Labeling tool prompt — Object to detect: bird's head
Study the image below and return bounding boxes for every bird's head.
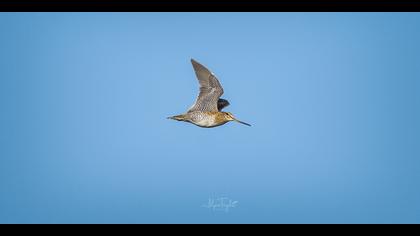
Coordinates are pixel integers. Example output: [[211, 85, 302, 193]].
[[223, 112, 251, 126]]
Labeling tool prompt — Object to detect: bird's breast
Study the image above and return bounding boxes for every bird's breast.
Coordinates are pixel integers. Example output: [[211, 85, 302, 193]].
[[193, 116, 216, 127]]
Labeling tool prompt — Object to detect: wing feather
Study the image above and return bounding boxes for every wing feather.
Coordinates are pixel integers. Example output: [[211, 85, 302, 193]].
[[188, 59, 224, 112]]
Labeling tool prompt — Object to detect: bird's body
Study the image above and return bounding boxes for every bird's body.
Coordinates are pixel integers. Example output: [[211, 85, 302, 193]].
[[168, 59, 250, 128], [169, 111, 231, 128]]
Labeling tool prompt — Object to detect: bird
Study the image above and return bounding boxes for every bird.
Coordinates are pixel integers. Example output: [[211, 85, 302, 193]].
[[168, 59, 251, 128]]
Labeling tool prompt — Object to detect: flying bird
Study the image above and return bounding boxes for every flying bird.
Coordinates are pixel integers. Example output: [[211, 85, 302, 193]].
[[168, 59, 251, 128]]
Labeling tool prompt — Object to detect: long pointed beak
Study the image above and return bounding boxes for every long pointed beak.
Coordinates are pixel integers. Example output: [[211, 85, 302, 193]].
[[233, 118, 251, 126]]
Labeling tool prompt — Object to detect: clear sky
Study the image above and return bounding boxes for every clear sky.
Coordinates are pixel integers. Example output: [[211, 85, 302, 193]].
[[0, 13, 419, 223]]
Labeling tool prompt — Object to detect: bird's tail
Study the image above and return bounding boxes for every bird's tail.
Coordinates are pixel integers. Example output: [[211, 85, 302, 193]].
[[167, 114, 187, 121]]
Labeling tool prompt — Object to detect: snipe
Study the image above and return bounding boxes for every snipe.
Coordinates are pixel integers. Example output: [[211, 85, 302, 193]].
[[168, 59, 251, 128]]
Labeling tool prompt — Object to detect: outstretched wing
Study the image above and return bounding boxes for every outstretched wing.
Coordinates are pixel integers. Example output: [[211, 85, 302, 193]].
[[187, 59, 224, 113], [217, 98, 230, 111]]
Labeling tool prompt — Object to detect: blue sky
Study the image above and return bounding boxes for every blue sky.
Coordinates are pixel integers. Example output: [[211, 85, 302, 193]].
[[0, 13, 419, 223]]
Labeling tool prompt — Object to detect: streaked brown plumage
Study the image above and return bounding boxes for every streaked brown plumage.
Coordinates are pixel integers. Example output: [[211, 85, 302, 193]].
[[168, 59, 251, 128]]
